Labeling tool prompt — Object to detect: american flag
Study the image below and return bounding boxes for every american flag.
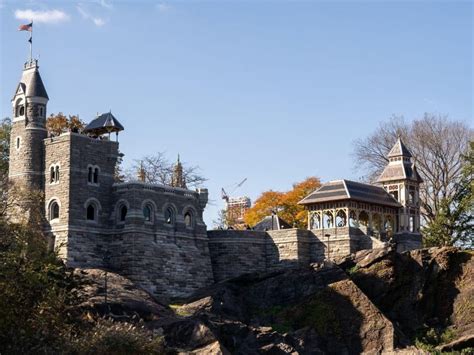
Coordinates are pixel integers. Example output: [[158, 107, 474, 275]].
[[18, 23, 33, 31]]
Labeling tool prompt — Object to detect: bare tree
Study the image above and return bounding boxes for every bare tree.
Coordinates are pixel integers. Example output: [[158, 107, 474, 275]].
[[354, 113, 472, 223], [126, 153, 207, 189]]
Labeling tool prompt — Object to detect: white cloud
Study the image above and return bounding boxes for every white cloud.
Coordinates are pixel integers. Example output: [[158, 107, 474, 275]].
[[98, 0, 113, 10], [156, 3, 171, 12], [77, 5, 106, 27], [15, 9, 70, 24], [93, 17, 105, 26]]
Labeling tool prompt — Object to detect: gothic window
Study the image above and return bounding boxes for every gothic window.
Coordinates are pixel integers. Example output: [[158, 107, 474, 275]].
[[184, 211, 193, 228], [349, 210, 358, 227], [359, 211, 369, 227], [49, 201, 60, 221], [143, 205, 152, 222], [323, 211, 333, 229], [50, 166, 55, 183], [120, 205, 128, 222], [310, 213, 321, 229], [336, 210, 347, 227], [164, 206, 175, 225], [93, 168, 99, 184], [87, 204, 96, 221], [88, 167, 93, 183], [50, 165, 60, 183], [372, 214, 382, 235]]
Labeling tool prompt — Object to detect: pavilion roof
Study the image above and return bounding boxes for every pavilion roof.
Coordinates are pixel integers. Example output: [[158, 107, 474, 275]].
[[84, 112, 124, 136], [299, 179, 401, 208]]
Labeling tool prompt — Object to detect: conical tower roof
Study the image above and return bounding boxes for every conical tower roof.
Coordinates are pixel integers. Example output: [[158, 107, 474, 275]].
[[12, 60, 48, 100]]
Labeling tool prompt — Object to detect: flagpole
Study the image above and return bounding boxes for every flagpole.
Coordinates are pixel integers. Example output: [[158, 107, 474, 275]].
[[29, 19, 33, 62]]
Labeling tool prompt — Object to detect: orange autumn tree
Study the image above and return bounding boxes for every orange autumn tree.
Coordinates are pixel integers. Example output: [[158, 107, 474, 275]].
[[244, 177, 321, 229], [46, 113, 85, 136]]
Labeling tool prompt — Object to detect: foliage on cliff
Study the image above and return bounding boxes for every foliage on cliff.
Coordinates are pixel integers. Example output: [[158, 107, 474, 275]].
[[0, 215, 164, 354], [244, 177, 321, 228]]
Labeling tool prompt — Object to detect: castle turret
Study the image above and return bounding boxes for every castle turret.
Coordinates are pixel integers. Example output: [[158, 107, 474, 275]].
[[377, 138, 423, 234], [9, 59, 49, 190], [171, 154, 186, 188]]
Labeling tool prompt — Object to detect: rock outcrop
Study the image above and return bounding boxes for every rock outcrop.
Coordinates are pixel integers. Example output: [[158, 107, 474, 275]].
[[74, 247, 473, 353]]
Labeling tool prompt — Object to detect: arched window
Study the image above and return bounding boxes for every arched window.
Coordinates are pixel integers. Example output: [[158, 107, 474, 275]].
[[372, 213, 382, 234], [349, 210, 358, 227], [16, 137, 21, 150], [310, 213, 321, 229], [49, 201, 60, 220], [120, 205, 128, 222], [50, 166, 55, 183], [323, 211, 333, 229], [18, 105, 25, 117], [55, 166, 60, 182], [164, 206, 175, 225], [359, 211, 369, 227], [88, 167, 93, 183], [336, 210, 347, 227], [143, 205, 152, 222], [184, 211, 193, 228], [39, 106, 44, 117], [93, 168, 99, 184], [87, 204, 96, 221]]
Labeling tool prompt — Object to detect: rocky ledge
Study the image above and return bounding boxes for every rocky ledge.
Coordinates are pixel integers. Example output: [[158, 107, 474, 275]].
[[76, 247, 473, 354]]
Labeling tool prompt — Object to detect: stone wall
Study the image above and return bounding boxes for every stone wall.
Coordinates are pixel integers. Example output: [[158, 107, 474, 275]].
[[207, 227, 384, 282], [207, 230, 268, 282]]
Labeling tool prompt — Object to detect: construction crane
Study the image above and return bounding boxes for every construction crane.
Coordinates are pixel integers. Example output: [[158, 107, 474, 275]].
[[221, 178, 247, 203]]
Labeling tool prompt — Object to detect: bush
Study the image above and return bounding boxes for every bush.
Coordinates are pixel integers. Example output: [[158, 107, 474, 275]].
[[67, 318, 164, 354]]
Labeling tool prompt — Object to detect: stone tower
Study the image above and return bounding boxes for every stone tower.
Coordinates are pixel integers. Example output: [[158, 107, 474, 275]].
[[377, 138, 423, 234], [9, 59, 49, 190]]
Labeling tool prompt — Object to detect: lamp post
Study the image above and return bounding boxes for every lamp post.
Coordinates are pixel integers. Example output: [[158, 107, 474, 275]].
[[103, 250, 112, 315], [324, 233, 331, 260]]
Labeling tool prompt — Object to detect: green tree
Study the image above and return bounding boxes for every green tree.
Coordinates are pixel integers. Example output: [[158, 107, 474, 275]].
[[423, 141, 474, 247]]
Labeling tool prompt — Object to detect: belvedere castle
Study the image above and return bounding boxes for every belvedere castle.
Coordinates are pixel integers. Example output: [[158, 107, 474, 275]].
[[8, 59, 422, 299]]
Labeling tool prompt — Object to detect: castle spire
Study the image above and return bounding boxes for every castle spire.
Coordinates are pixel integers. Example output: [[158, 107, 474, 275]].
[[170, 154, 186, 188]]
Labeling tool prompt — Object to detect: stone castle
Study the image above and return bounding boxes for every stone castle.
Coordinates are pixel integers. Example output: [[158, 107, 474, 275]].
[[8, 59, 422, 299]]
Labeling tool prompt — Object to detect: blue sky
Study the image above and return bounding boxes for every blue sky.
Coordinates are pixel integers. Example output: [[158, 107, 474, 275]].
[[1, 0, 472, 225]]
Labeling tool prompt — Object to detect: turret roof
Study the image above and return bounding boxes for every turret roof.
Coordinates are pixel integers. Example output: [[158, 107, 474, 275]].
[[13, 60, 48, 100], [84, 112, 124, 135], [387, 138, 413, 158]]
